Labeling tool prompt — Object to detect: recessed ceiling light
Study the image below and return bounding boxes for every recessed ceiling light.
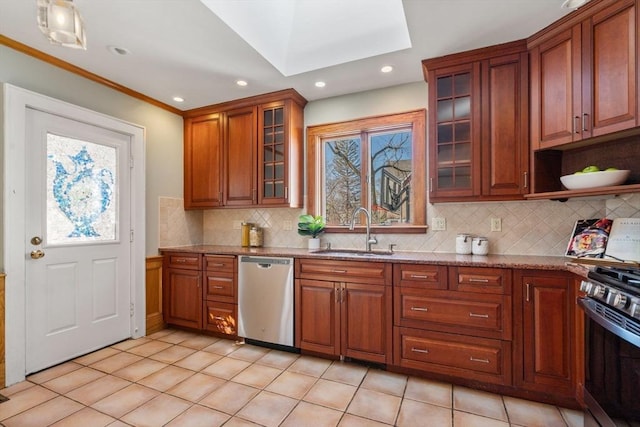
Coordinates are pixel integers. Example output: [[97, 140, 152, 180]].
[[315, 81, 326, 88], [236, 80, 248, 86], [107, 45, 131, 56], [561, 0, 590, 8], [173, 96, 184, 103], [381, 65, 393, 73]]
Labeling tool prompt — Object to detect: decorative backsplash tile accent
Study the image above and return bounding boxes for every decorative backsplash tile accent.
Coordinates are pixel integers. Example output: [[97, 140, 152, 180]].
[[159, 193, 640, 257]]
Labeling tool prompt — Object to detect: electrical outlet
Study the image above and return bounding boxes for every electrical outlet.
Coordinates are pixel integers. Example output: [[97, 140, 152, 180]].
[[283, 220, 292, 231], [432, 217, 446, 231], [491, 217, 502, 232], [233, 220, 242, 230]]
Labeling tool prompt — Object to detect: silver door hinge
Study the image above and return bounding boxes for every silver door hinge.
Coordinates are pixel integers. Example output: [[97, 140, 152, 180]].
[[130, 230, 134, 242], [130, 303, 134, 317]]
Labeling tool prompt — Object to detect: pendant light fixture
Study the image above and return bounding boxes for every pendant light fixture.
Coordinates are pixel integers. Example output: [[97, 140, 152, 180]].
[[37, 0, 87, 49]]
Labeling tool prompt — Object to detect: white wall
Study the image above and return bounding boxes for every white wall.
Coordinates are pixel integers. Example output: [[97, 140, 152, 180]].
[[0, 45, 184, 259]]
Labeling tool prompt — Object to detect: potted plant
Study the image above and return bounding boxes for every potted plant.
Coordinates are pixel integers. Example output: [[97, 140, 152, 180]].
[[297, 214, 325, 250]]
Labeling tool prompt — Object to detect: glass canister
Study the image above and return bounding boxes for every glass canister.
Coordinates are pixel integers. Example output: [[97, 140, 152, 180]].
[[249, 226, 263, 247], [456, 234, 472, 254], [472, 236, 489, 255], [241, 222, 252, 247]]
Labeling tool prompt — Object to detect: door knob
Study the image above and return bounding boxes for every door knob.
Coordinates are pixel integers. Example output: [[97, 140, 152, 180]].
[[30, 250, 45, 259], [31, 236, 42, 245]]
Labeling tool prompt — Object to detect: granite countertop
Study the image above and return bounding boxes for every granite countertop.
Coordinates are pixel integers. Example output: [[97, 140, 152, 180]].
[[158, 245, 585, 272]]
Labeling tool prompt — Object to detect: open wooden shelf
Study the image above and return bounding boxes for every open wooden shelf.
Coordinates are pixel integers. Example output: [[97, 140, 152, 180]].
[[524, 183, 640, 201]]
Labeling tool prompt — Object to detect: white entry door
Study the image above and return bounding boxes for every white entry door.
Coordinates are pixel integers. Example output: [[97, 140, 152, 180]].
[[25, 108, 132, 374]]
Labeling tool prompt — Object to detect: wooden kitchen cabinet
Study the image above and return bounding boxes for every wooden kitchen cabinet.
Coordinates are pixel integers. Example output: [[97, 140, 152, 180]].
[[183, 89, 307, 209], [513, 270, 577, 400], [529, 0, 637, 150], [295, 259, 392, 364], [163, 252, 203, 329], [202, 255, 237, 337], [422, 40, 529, 202]]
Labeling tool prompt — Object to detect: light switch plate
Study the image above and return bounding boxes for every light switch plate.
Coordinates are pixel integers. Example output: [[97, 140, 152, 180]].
[[491, 218, 502, 232], [432, 217, 446, 231]]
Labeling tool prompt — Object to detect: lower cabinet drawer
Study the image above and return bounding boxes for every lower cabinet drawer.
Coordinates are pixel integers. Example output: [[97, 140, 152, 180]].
[[203, 301, 237, 337], [394, 327, 512, 385]]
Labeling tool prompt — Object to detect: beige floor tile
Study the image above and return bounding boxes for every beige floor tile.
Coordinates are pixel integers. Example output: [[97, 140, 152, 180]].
[[360, 369, 407, 397], [49, 406, 115, 427], [148, 344, 197, 363], [42, 367, 106, 394], [174, 350, 222, 371], [111, 358, 168, 382], [560, 406, 584, 427], [256, 349, 300, 370], [322, 361, 368, 386], [26, 361, 82, 384], [202, 356, 251, 380], [199, 381, 260, 415], [73, 347, 121, 366], [155, 330, 200, 344], [346, 388, 402, 425], [503, 396, 567, 427], [90, 383, 159, 419], [223, 417, 264, 427], [2, 395, 83, 427], [338, 413, 393, 426], [266, 371, 318, 399], [120, 393, 191, 427], [0, 385, 58, 421], [203, 339, 242, 356], [145, 329, 175, 340], [453, 386, 508, 422], [65, 375, 130, 406], [228, 344, 271, 362], [178, 334, 220, 350], [167, 372, 226, 402], [236, 390, 297, 427], [454, 410, 509, 427], [232, 363, 282, 389], [287, 355, 332, 377], [89, 352, 144, 374], [397, 399, 452, 427], [164, 404, 230, 427], [303, 378, 358, 411], [137, 365, 194, 392], [125, 340, 173, 357], [0, 380, 35, 397], [110, 337, 151, 351], [281, 401, 343, 427], [404, 377, 452, 408], [106, 421, 132, 427]]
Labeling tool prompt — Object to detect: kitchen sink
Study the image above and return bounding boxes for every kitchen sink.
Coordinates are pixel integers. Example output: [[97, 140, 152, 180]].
[[313, 248, 394, 257]]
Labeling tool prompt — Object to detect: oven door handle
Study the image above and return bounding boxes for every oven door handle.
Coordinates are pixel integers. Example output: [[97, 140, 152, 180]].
[[578, 297, 640, 348]]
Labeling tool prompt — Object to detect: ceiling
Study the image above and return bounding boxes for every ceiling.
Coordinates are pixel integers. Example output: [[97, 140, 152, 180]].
[[0, 0, 574, 111]]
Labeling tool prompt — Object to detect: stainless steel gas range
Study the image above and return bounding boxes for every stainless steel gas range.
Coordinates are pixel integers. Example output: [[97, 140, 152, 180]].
[[578, 265, 640, 426]]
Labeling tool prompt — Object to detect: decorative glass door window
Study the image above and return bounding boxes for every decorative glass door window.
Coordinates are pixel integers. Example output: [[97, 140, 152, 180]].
[[46, 133, 118, 244], [262, 107, 285, 198]]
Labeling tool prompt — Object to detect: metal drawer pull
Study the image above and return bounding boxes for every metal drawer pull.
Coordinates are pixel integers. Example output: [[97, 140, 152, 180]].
[[468, 278, 489, 283], [410, 307, 429, 312], [469, 312, 489, 318], [175, 258, 186, 263], [470, 357, 490, 363], [212, 285, 224, 289], [333, 270, 347, 273], [410, 274, 428, 279], [411, 347, 429, 354], [209, 263, 224, 267]]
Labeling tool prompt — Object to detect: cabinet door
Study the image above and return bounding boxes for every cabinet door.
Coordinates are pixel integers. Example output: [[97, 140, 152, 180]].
[[184, 114, 223, 208], [514, 271, 575, 396], [224, 106, 257, 206], [164, 268, 202, 329], [482, 52, 529, 197], [583, 0, 637, 138], [258, 101, 287, 206], [428, 62, 481, 199], [530, 27, 582, 149], [203, 301, 237, 337], [295, 279, 340, 356], [342, 282, 391, 364]]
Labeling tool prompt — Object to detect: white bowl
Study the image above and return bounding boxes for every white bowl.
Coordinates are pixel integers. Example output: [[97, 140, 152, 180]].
[[560, 170, 630, 190]]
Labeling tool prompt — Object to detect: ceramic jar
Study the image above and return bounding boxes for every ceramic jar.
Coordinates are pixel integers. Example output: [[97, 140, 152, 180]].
[[456, 234, 472, 254], [472, 236, 489, 255]]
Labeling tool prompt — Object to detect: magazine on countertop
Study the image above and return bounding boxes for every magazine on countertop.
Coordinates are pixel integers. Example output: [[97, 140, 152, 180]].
[[565, 217, 640, 264]]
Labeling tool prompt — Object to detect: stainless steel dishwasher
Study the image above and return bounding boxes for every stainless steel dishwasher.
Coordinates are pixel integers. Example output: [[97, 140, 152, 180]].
[[238, 256, 294, 347]]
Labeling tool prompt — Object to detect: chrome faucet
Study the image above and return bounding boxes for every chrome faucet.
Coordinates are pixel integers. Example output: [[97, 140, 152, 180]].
[[349, 207, 377, 252]]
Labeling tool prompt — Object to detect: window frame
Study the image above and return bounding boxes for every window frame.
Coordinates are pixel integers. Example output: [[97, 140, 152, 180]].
[[306, 109, 426, 233]]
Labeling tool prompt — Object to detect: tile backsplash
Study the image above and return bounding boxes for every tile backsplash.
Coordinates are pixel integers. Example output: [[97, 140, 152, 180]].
[[159, 193, 640, 257]]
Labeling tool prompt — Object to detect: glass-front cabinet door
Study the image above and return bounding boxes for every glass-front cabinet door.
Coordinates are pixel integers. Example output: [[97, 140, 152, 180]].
[[428, 63, 481, 199], [258, 101, 288, 205]]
